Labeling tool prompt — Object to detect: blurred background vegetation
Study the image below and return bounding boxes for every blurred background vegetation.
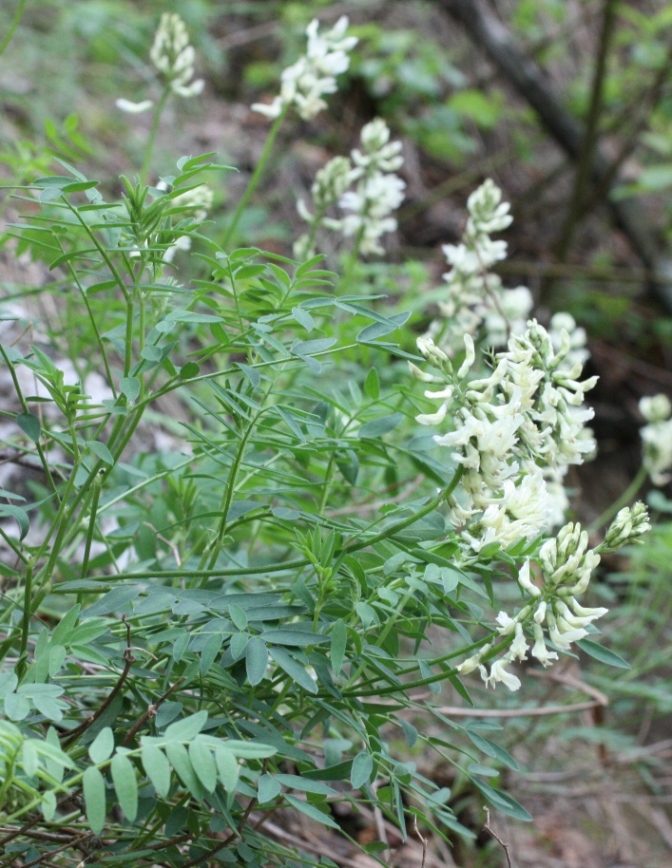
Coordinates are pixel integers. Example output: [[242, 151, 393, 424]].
[[3, 0, 672, 864]]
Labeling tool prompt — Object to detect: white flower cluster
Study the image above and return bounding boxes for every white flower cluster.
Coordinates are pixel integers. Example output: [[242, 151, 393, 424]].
[[294, 118, 405, 257], [162, 184, 214, 263], [116, 13, 203, 115], [458, 505, 649, 690], [252, 17, 357, 121], [150, 13, 204, 98], [415, 318, 597, 552], [427, 180, 533, 355], [639, 393, 672, 485]]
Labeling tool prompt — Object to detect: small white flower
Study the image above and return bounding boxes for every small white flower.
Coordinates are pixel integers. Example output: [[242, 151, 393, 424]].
[[531, 623, 558, 666], [483, 659, 521, 692], [416, 402, 449, 427], [509, 623, 529, 662], [517, 559, 541, 597], [116, 98, 154, 114], [457, 644, 491, 675]]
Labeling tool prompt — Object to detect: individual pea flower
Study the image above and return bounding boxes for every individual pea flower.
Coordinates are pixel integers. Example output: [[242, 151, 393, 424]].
[[599, 502, 651, 553], [639, 394, 672, 485], [252, 17, 357, 120], [549, 312, 589, 371], [116, 98, 154, 114], [150, 13, 204, 98]]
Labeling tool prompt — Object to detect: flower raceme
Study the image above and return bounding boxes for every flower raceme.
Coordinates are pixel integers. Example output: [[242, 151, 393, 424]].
[[456, 506, 650, 691], [116, 13, 203, 114], [426, 179, 533, 355], [252, 17, 358, 121], [150, 13, 204, 97], [294, 118, 406, 257], [414, 318, 597, 553]]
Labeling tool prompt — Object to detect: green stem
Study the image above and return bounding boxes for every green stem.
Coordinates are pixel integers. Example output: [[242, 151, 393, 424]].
[[204, 418, 257, 573], [141, 88, 171, 184], [0, 344, 59, 497], [0, 0, 26, 57], [223, 111, 286, 247], [80, 474, 103, 584], [590, 465, 648, 532], [16, 562, 33, 676]]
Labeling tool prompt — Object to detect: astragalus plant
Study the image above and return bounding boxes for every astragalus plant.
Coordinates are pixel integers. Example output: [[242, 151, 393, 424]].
[[0, 11, 651, 868]]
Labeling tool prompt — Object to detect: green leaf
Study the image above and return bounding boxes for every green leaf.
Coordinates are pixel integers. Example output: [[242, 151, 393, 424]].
[[229, 603, 248, 631], [51, 604, 81, 646], [120, 377, 140, 402], [165, 742, 204, 799], [179, 361, 200, 379], [471, 779, 532, 822], [215, 746, 239, 792], [576, 639, 630, 669], [269, 646, 318, 694], [89, 727, 115, 764], [260, 629, 329, 647], [83, 765, 107, 834], [363, 367, 380, 399], [142, 744, 171, 798], [356, 312, 409, 341], [291, 338, 336, 356], [200, 633, 224, 676], [111, 752, 138, 822], [221, 740, 277, 759], [0, 505, 29, 541], [292, 306, 315, 331], [357, 413, 404, 439], [41, 791, 57, 821], [166, 309, 223, 323], [88, 440, 114, 465], [189, 738, 217, 792], [21, 739, 38, 778], [246, 637, 269, 686], [258, 773, 281, 804], [351, 752, 373, 789], [16, 412, 41, 442], [276, 774, 337, 796], [465, 730, 520, 771], [164, 709, 208, 741], [284, 794, 340, 829], [330, 620, 347, 676]]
